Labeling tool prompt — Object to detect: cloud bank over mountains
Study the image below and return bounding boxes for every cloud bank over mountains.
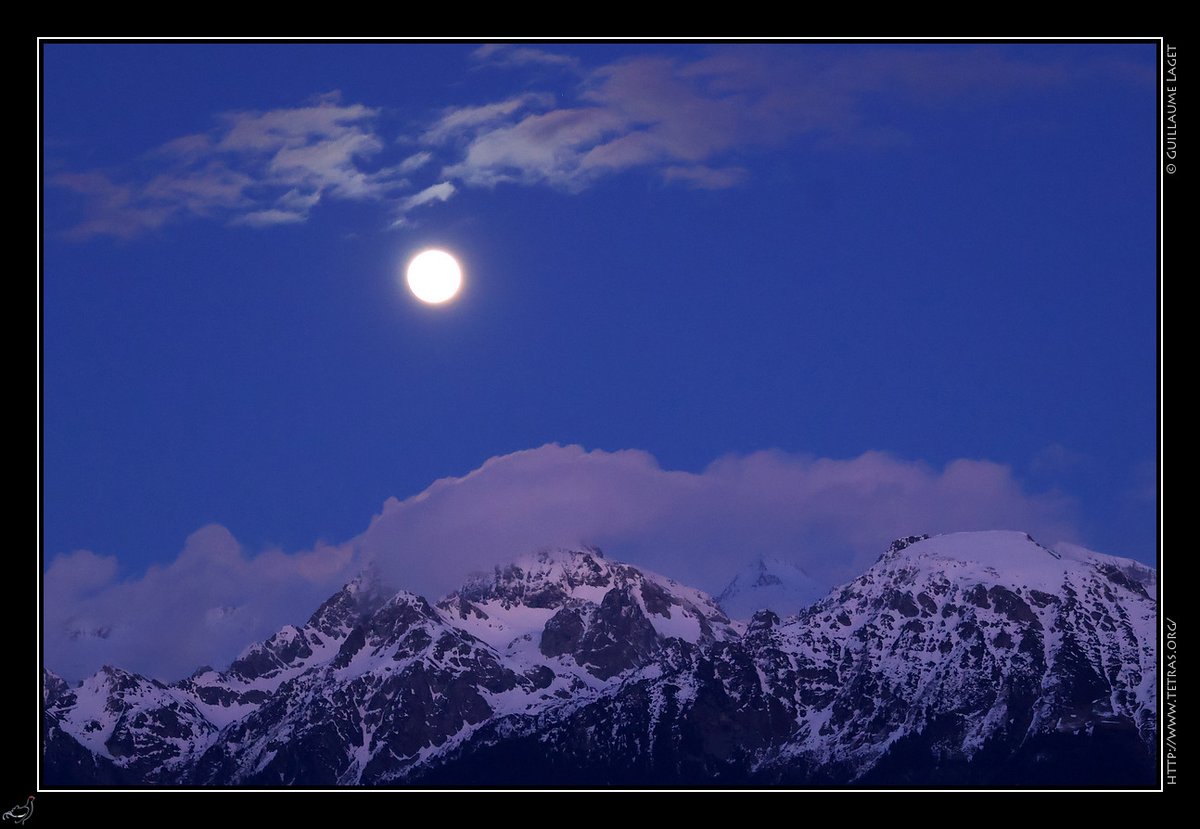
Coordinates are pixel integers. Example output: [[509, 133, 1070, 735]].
[[45, 443, 1080, 682]]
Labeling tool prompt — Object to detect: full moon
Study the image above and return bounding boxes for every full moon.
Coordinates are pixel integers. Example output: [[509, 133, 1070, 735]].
[[405, 249, 463, 304]]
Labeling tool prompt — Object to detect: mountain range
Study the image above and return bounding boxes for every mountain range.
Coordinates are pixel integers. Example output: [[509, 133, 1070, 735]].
[[43, 531, 1158, 787]]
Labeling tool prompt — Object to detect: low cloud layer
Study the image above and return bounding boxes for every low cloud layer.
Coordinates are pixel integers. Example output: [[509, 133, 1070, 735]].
[[49, 45, 1147, 238], [44, 443, 1080, 682]]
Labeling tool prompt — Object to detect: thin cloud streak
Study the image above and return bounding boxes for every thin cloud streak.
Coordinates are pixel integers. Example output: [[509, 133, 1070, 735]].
[[400, 181, 456, 212]]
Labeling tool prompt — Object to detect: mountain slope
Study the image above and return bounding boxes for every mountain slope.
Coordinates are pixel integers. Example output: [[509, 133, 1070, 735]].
[[42, 533, 1157, 787], [170, 572, 391, 727], [43, 665, 218, 784], [190, 547, 740, 784], [413, 533, 1157, 786], [769, 531, 1156, 784]]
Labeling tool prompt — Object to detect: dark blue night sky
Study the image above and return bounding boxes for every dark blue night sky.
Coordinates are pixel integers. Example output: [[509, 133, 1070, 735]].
[[41, 42, 1159, 680]]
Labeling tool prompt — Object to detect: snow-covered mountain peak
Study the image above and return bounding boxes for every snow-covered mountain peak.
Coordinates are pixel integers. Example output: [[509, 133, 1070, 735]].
[[445, 546, 728, 626], [161, 571, 397, 728], [881, 533, 932, 558], [876, 530, 1066, 588], [46, 664, 219, 781], [303, 568, 392, 636], [778, 529, 1157, 771], [873, 531, 1157, 605], [433, 547, 738, 684], [715, 554, 823, 620], [454, 546, 619, 608]]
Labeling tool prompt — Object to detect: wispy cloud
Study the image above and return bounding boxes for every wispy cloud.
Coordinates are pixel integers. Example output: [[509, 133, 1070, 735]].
[[44, 443, 1080, 682], [440, 106, 628, 189], [52, 172, 177, 240], [49, 47, 1147, 238], [419, 93, 556, 144], [52, 95, 405, 239], [410, 45, 1130, 213], [401, 181, 456, 211], [396, 150, 434, 174], [232, 208, 309, 228], [471, 43, 583, 71]]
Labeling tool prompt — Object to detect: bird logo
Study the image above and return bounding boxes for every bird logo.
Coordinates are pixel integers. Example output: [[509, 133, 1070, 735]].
[[1, 796, 33, 825]]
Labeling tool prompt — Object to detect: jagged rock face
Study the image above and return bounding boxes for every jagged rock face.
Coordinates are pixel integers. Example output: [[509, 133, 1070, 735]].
[[43, 534, 1157, 788], [572, 585, 662, 680], [437, 547, 739, 681], [536, 583, 663, 678], [43, 666, 218, 784], [190, 591, 548, 785]]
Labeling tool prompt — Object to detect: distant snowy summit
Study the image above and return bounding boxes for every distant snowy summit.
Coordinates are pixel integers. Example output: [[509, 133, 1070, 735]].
[[715, 554, 823, 620], [44, 531, 1157, 787]]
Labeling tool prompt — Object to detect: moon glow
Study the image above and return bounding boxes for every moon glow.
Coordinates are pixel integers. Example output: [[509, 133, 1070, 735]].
[[406, 249, 463, 304]]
